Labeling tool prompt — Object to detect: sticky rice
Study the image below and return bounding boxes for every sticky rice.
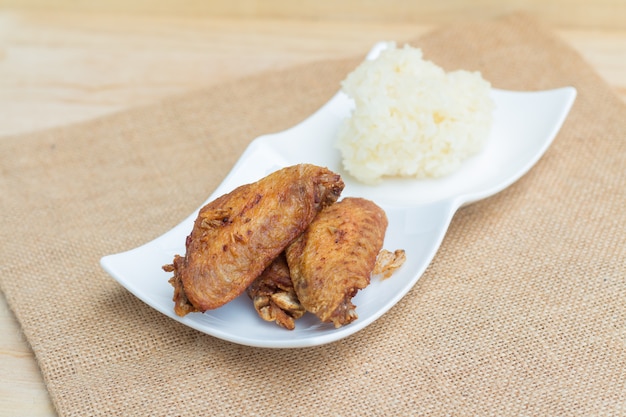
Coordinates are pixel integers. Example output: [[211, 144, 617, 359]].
[[336, 43, 494, 184]]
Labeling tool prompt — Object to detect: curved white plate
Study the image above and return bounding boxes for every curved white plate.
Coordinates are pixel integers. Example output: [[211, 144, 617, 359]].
[[101, 44, 576, 348]]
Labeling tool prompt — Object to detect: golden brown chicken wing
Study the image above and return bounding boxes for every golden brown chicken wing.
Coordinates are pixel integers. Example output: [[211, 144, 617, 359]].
[[285, 197, 388, 327], [246, 253, 305, 330], [164, 164, 344, 316]]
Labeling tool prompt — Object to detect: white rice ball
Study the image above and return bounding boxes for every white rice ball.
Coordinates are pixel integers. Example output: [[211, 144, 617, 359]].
[[336, 43, 495, 184]]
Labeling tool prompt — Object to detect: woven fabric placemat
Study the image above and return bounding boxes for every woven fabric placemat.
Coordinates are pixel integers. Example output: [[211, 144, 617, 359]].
[[2, 13, 625, 416]]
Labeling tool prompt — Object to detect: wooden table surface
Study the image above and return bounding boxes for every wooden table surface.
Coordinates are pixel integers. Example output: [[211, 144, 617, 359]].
[[1, 3, 625, 415]]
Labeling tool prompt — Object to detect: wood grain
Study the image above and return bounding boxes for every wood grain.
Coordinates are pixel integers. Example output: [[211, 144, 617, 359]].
[[1, 0, 625, 29], [1, 6, 625, 417]]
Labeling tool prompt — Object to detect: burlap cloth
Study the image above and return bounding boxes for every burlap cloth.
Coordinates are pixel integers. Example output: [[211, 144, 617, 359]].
[[1, 13, 625, 416]]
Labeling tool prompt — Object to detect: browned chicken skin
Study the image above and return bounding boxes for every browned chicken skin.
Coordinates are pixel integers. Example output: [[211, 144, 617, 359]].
[[286, 197, 388, 327], [246, 253, 305, 330], [164, 164, 344, 316]]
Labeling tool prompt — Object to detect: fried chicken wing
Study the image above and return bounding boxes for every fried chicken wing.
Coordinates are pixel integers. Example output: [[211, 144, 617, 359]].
[[164, 164, 344, 316], [246, 253, 305, 330], [285, 197, 388, 327]]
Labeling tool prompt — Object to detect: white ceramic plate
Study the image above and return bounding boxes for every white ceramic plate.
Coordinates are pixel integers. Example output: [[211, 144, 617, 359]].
[[101, 44, 576, 348]]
